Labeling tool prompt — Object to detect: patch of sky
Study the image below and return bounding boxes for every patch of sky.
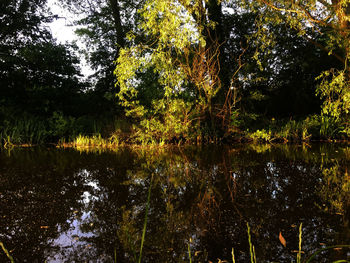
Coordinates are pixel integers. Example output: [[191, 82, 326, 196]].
[[47, 0, 94, 77]]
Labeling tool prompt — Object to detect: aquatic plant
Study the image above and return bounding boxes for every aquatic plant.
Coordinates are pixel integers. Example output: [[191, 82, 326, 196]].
[[69, 133, 122, 148], [243, 115, 348, 143], [247, 223, 257, 263], [0, 118, 48, 146], [248, 129, 272, 143], [188, 238, 193, 263], [0, 241, 14, 263]]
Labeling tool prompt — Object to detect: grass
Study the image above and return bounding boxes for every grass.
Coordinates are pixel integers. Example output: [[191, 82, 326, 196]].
[[188, 238, 193, 263], [247, 223, 257, 263], [297, 223, 303, 263], [61, 132, 176, 152], [61, 133, 122, 149], [0, 241, 14, 263], [0, 111, 131, 148], [2, 113, 349, 149], [244, 114, 348, 143], [0, 118, 48, 147]]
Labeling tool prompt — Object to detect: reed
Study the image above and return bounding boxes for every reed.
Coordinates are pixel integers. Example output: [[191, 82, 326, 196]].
[[0, 118, 48, 147], [0, 241, 14, 263], [247, 223, 257, 263], [138, 175, 153, 263], [297, 223, 303, 263], [188, 238, 193, 263], [231, 248, 235, 263], [69, 133, 122, 149]]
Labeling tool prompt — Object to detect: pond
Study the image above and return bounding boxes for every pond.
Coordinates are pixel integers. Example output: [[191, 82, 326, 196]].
[[0, 144, 349, 262]]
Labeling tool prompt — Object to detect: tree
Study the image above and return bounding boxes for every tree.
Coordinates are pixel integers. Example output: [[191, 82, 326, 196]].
[[1, 0, 51, 109], [59, 0, 146, 116], [0, 0, 83, 116], [249, 0, 350, 133], [0, 0, 89, 145], [115, 0, 251, 142]]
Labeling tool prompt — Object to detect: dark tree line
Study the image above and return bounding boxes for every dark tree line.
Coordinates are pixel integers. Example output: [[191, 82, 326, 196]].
[[0, 0, 347, 145]]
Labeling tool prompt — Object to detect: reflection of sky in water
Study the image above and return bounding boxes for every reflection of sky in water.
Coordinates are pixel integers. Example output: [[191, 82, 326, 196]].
[[46, 169, 101, 262], [266, 162, 282, 199]]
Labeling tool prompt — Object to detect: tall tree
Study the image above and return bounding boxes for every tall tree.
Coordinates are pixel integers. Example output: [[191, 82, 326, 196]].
[[0, 0, 83, 116], [249, 0, 350, 133], [115, 0, 244, 142], [59, 0, 145, 116]]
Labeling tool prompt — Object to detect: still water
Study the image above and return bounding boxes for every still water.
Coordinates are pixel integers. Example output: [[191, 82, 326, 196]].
[[0, 144, 349, 262]]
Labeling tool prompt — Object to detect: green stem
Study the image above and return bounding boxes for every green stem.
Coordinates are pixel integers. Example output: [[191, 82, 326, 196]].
[[188, 240, 192, 263], [247, 223, 256, 263], [297, 223, 303, 263], [0, 242, 14, 263], [138, 175, 153, 263], [232, 248, 236, 263]]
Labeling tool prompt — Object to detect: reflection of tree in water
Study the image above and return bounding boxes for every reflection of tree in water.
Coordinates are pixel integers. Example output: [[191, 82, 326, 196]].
[[78, 148, 201, 262], [190, 145, 350, 262], [0, 145, 349, 262], [318, 156, 350, 261], [76, 145, 349, 262]]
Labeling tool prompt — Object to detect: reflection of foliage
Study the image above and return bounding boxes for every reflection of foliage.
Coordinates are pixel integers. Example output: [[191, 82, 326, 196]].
[[320, 161, 350, 215], [118, 208, 139, 261], [110, 144, 350, 262], [248, 143, 271, 153], [1, 145, 349, 262]]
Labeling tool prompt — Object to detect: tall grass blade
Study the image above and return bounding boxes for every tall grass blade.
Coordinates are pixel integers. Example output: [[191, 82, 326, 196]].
[[138, 175, 153, 263], [0, 241, 14, 263], [297, 223, 302, 263], [253, 245, 257, 263], [232, 248, 236, 263], [247, 223, 256, 263], [188, 238, 192, 263]]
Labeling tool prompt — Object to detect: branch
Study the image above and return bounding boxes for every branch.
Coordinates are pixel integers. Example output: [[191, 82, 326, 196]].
[[303, 35, 345, 64], [260, 0, 334, 28]]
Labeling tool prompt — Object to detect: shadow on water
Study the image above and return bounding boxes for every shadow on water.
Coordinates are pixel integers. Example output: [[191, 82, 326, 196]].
[[0, 144, 349, 262]]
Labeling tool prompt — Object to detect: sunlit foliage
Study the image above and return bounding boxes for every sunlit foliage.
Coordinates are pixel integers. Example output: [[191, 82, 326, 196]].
[[115, 0, 227, 143]]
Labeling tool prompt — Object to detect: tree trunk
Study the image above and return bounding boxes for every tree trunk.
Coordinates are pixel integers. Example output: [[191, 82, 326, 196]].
[[109, 0, 125, 49], [204, 0, 224, 51]]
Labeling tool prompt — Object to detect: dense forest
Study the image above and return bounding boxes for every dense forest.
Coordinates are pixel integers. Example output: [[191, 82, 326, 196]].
[[1, 0, 349, 146]]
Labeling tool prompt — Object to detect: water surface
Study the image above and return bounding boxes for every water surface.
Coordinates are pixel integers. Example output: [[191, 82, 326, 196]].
[[0, 144, 349, 262]]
